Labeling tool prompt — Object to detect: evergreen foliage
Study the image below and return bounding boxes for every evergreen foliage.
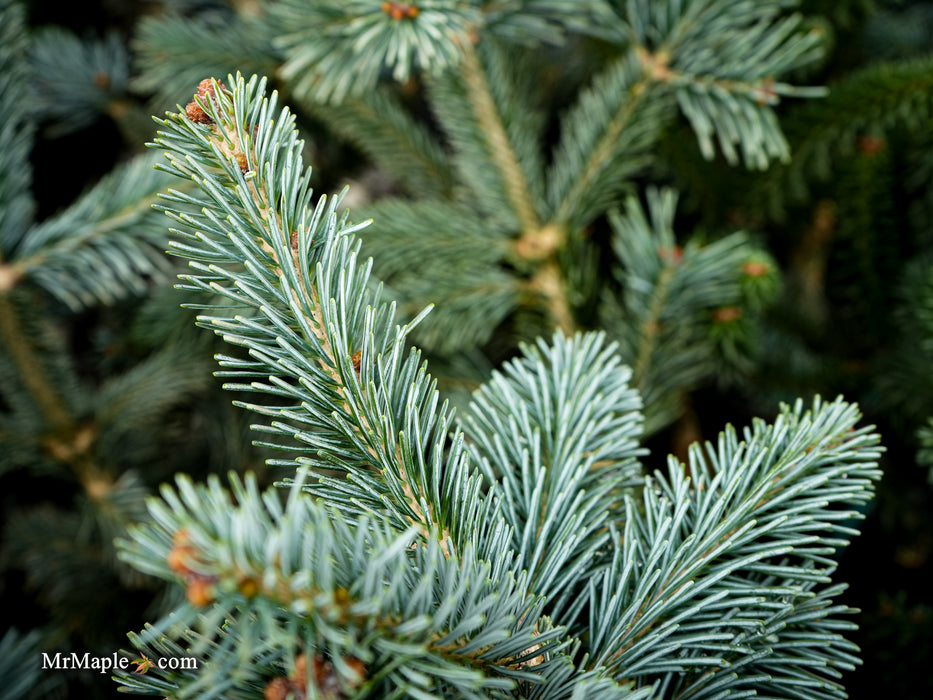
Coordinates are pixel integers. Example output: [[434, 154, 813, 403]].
[[602, 189, 780, 432], [2, 1, 933, 699], [29, 29, 131, 137], [112, 70, 882, 700]]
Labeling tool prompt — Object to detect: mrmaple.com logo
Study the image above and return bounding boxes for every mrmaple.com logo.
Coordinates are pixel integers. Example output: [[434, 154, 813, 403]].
[[41, 651, 198, 674]]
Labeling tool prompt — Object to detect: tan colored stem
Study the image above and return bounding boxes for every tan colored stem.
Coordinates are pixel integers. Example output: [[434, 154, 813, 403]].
[[459, 42, 540, 234], [0, 292, 71, 429], [527, 259, 575, 335], [512, 222, 565, 263], [459, 42, 584, 336], [0, 263, 23, 294], [513, 222, 576, 332], [0, 292, 114, 500]]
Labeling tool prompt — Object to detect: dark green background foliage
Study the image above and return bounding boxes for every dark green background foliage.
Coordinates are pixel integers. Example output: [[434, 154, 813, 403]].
[[1, 0, 931, 698]]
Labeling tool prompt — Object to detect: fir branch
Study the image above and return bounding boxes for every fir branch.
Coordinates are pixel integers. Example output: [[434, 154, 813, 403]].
[[463, 331, 646, 622], [152, 74, 471, 554], [427, 38, 576, 333], [276, 0, 618, 107], [7, 153, 177, 309], [613, 1, 826, 170], [605, 190, 773, 434], [587, 397, 881, 697], [274, 1, 477, 104], [547, 49, 670, 231], [29, 28, 131, 137], [0, 289, 162, 532], [424, 37, 548, 238], [118, 473, 565, 699], [0, 0, 34, 257]]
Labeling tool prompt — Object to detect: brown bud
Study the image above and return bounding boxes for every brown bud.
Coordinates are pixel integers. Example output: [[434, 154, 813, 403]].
[[344, 657, 367, 686], [185, 578, 216, 607], [185, 78, 228, 124], [237, 575, 260, 598], [197, 78, 227, 98], [167, 529, 198, 577], [658, 245, 683, 265], [166, 546, 194, 577], [92, 71, 111, 90], [185, 101, 212, 124], [334, 587, 352, 607], [350, 352, 362, 375], [754, 77, 777, 106], [712, 306, 742, 323], [233, 150, 249, 172], [858, 135, 886, 156], [313, 656, 341, 698], [300, 654, 367, 698], [263, 677, 293, 700], [291, 654, 308, 693], [382, 1, 418, 19], [742, 260, 770, 278]]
